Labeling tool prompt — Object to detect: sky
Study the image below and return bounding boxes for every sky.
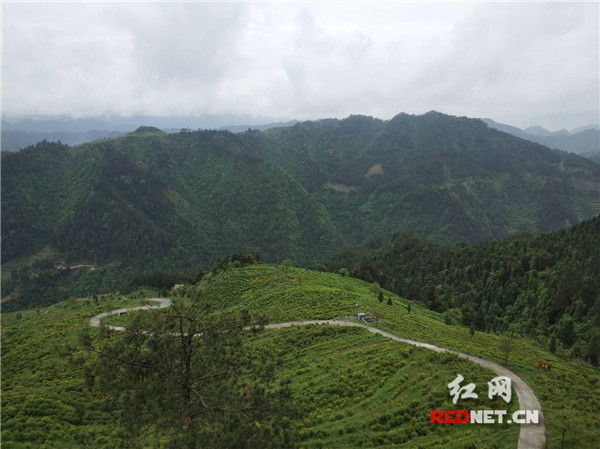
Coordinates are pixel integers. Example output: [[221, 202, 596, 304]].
[[2, 1, 599, 130]]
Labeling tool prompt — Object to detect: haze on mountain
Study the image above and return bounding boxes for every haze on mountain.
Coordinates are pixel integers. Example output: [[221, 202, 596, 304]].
[[0, 115, 297, 151], [483, 119, 600, 163], [3, 3, 600, 449]]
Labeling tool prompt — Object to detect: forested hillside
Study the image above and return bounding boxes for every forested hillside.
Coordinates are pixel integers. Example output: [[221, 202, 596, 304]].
[[2, 112, 599, 311], [2, 128, 337, 268], [326, 216, 600, 364], [250, 112, 599, 244]]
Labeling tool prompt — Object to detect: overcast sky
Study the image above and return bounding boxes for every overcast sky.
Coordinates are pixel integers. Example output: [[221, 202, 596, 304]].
[[2, 1, 599, 130]]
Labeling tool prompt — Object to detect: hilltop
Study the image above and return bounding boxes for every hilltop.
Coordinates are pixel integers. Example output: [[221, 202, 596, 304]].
[[1, 132, 337, 269], [252, 112, 599, 244]]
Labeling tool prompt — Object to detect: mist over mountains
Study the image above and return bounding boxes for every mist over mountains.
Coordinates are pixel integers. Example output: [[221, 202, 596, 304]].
[[3, 3, 599, 448], [482, 119, 599, 163], [2, 114, 286, 133], [0, 116, 299, 151], [3, 114, 598, 165]]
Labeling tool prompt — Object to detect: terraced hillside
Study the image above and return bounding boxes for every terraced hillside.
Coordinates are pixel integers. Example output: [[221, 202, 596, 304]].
[[3, 265, 598, 448]]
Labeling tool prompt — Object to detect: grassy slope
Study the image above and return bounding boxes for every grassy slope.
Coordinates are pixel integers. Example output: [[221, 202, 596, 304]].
[[246, 326, 519, 449], [2, 265, 598, 448], [189, 264, 600, 447], [2, 296, 517, 449], [1, 297, 134, 448]]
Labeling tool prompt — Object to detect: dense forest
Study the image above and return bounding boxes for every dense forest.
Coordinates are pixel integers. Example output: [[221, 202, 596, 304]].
[[1, 129, 338, 269], [251, 112, 599, 244], [325, 216, 600, 364], [2, 112, 599, 312]]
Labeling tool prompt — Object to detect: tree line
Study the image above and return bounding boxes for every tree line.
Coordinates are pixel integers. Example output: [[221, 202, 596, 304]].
[[325, 216, 600, 365]]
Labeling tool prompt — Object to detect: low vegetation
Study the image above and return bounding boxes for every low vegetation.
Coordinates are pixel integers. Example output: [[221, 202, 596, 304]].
[[3, 264, 597, 448]]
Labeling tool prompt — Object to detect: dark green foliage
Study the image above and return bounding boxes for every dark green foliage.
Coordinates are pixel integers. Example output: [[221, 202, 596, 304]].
[[52, 147, 189, 265], [557, 315, 576, 348], [92, 301, 298, 448], [1, 263, 106, 312], [500, 332, 517, 365], [120, 270, 198, 292], [211, 252, 261, 275], [1, 140, 73, 260], [549, 335, 557, 354], [407, 303, 411, 314], [2, 131, 339, 309], [327, 216, 600, 364], [1, 131, 338, 271], [252, 112, 599, 246], [3, 111, 599, 317], [4, 112, 599, 282], [0, 261, 195, 312], [387, 297, 392, 306], [444, 314, 452, 325], [378, 291, 384, 303], [586, 332, 600, 365]]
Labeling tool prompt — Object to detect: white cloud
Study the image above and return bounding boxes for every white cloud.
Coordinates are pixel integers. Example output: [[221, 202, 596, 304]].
[[2, 1, 598, 129]]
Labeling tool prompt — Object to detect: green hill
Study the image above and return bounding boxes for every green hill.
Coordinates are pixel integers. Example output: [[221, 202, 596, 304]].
[[326, 216, 600, 365], [2, 112, 599, 311], [1, 131, 338, 268], [2, 265, 598, 448], [252, 112, 599, 244]]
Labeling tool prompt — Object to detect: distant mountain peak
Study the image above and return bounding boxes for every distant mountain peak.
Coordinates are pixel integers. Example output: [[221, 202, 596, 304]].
[[129, 126, 167, 135], [524, 125, 569, 137]]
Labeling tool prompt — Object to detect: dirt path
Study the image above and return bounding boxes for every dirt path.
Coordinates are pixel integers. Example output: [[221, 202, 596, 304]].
[[89, 302, 545, 449], [264, 320, 545, 449], [89, 298, 172, 331]]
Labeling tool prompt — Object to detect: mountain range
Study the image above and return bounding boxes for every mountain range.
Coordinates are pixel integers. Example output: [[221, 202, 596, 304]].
[[2, 111, 599, 276], [0, 115, 295, 151], [482, 118, 599, 163], [4, 114, 598, 162]]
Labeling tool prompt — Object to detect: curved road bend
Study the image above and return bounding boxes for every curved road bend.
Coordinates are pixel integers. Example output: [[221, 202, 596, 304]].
[[89, 297, 173, 332], [89, 301, 545, 449]]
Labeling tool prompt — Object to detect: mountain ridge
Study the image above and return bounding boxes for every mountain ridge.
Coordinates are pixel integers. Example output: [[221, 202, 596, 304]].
[[482, 118, 599, 163], [2, 112, 598, 293]]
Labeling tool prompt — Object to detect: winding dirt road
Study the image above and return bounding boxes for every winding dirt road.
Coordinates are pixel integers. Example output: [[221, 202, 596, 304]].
[[89, 299, 545, 449], [89, 297, 173, 331]]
